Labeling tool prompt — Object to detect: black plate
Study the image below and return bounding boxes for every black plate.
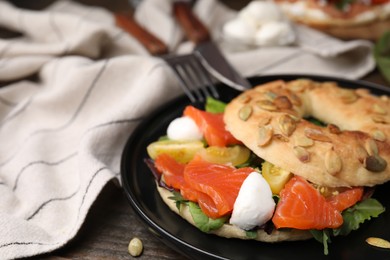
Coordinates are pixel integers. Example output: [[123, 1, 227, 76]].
[[120, 75, 390, 260]]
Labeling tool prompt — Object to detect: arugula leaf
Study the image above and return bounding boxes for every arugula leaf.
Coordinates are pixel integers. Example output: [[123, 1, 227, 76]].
[[306, 117, 327, 127], [235, 152, 264, 169], [205, 97, 226, 114], [310, 229, 331, 255], [245, 230, 258, 239], [188, 202, 227, 232], [168, 191, 188, 211], [333, 198, 385, 236], [310, 198, 385, 255], [158, 135, 169, 141], [374, 30, 390, 84], [335, 0, 357, 10]]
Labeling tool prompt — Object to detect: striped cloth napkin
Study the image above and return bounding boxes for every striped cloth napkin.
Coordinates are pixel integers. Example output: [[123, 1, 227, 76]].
[[0, 0, 375, 258]]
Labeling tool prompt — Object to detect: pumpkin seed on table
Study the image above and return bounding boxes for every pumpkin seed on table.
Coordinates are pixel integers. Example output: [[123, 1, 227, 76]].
[[366, 237, 390, 249], [128, 237, 143, 257]]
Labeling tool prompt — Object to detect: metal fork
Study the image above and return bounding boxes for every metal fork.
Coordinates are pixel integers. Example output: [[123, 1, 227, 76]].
[[163, 53, 219, 102], [115, 12, 219, 103]]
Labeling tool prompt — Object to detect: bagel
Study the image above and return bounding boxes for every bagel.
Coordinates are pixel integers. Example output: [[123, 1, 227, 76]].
[[145, 78, 388, 252], [224, 79, 390, 188], [272, 0, 390, 40]]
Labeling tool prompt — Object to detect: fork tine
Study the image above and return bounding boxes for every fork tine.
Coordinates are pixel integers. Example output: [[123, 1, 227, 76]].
[[184, 58, 212, 102], [181, 60, 206, 102], [190, 56, 219, 99], [164, 53, 219, 103], [167, 58, 197, 103]]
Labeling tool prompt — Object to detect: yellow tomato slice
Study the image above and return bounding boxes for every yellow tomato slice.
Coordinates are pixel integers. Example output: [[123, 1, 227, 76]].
[[147, 140, 205, 163], [197, 145, 251, 166], [261, 161, 292, 194]]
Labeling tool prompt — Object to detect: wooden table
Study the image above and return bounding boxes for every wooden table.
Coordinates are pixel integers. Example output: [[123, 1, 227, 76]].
[[2, 1, 389, 259]]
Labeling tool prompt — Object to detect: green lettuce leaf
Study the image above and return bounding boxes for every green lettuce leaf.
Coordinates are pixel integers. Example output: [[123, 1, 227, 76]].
[[168, 191, 188, 211], [335, 0, 357, 10], [374, 30, 390, 84], [333, 198, 385, 236], [205, 97, 226, 114], [310, 229, 331, 255], [188, 202, 227, 232], [245, 230, 258, 239], [310, 198, 385, 255]]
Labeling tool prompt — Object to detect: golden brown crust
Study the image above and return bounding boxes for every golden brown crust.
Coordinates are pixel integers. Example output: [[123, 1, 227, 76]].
[[273, 0, 390, 40], [224, 79, 390, 187], [157, 185, 312, 242], [315, 19, 390, 40]]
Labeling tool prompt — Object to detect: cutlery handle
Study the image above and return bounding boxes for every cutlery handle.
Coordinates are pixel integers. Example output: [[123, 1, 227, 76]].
[[173, 1, 211, 45], [115, 13, 168, 56]]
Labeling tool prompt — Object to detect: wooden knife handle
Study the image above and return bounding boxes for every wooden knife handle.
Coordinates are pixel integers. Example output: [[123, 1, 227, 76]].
[[115, 12, 168, 56], [173, 1, 211, 45]]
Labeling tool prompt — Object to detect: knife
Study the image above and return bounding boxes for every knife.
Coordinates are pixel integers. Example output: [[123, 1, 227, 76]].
[[173, 1, 251, 91], [115, 11, 220, 102], [115, 12, 169, 56]]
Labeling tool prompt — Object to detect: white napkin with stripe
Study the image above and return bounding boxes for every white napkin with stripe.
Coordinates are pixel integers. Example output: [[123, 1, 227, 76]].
[[0, 0, 375, 258]]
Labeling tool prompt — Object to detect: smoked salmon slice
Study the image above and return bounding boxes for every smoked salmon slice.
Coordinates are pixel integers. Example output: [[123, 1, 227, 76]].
[[154, 153, 186, 190], [154, 154, 201, 201], [183, 106, 241, 147], [155, 153, 254, 219], [327, 187, 364, 212], [184, 156, 254, 219], [272, 176, 343, 230]]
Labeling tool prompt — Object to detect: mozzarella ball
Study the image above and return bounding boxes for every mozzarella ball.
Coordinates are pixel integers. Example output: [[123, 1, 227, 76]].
[[167, 116, 203, 141]]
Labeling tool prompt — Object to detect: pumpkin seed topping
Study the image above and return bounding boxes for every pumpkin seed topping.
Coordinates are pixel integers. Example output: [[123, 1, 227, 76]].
[[273, 134, 289, 142], [364, 155, 387, 172], [325, 149, 342, 175], [327, 124, 341, 134], [256, 100, 277, 111], [356, 145, 369, 164], [372, 104, 387, 115], [338, 89, 358, 104], [293, 134, 314, 147], [380, 95, 389, 102], [371, 129, 386, 142], [372, 115, 390, 124], [274, 96, 293, 109], [365, 139, 378, 156], [304, 128, 331, 142], [258, 125, 273, 147], [257, 116, 271, 126], [278, 114, 297, 136], [239, 94, 251, 103], [288, 79, 311, 92], [288, 92, 302, 106], [355, 88, 370, 97], [265, 91, 278, 101], [293, 146, 310, 163], [239, 105, 252, 121]]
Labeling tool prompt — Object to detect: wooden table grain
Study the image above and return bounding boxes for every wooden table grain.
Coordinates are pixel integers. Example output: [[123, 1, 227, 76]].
[[2, 0, 389, 259]]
